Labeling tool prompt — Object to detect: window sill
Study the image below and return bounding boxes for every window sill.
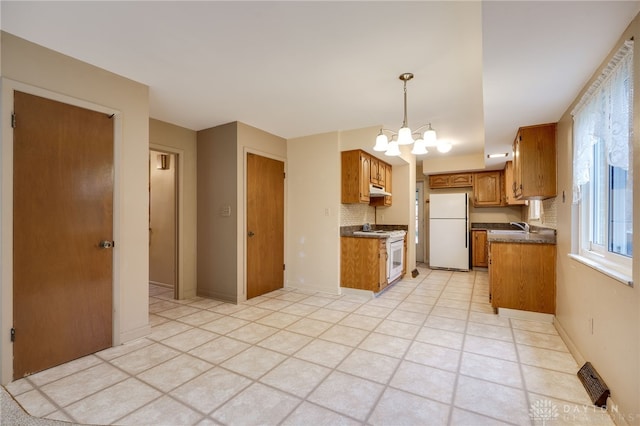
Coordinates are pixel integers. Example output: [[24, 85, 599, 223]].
[[567, 253, 633, 287]]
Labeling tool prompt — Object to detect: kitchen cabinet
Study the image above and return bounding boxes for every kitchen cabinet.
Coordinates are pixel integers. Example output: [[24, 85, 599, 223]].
[[503, 161, 527, 205], [489, 241, 556, 314], [472, 230, 488, 268], [370, 157, 386, 187], [512, 123, 557, 200], [473, 171, 502, 207], [342, 150, 393, 206], [340, 237, 387, 292], [429, 173, 473, 189], [341, 150, 370, 203], [370, 162, 392, 207]]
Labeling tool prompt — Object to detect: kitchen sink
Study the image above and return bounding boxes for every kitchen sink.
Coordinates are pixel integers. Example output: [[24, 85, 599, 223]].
[[487, 229, 528, 234]]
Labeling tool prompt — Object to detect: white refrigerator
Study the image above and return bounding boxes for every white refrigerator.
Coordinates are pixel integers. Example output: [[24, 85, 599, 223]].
[[429, 193, 469, 271]]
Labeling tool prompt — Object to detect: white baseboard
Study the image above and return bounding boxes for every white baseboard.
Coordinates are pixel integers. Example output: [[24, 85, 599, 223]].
[[339, 287, 374, 298], [497, 307, 555, 323], [119, 324, 151, 344], [553, 317, 586, 366], [284, 283, 340, 296]]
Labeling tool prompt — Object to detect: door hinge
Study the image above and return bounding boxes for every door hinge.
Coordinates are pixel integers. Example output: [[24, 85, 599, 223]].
[[11, 113, 16, 129], [283, 172, 286, 179], [10, 327, 15, 342], [283, 264, 286, 271]]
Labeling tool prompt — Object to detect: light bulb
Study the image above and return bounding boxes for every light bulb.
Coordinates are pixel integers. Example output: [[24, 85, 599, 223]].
[[373, 132, 389, 151], [397, 127, 414, 145], [385, 140, 401, 156], [437, 141, 452, 153], [424, 124, 437, 146], [411, 139, 428, 155]]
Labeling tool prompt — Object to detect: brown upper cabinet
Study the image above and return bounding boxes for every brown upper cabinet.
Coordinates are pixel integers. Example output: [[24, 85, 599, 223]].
[[473, 171, 502, 207], [370, 162, 392, 207], [503, 161, 527, 205], [512, 123, 557, 200], [428, 173, 473, 189], [341, 150, 370, 203], [370, 157, 386, 187], [341, 150, 392, 206]]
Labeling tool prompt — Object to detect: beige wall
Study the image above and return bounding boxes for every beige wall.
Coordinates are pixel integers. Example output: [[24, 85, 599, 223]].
[[287, 131, 341, 294], [196, 123, 238, 302], [149, 119, 198, 299], [197, 121, 286, 302], [0, 32, 150, 383], [554, 14, 640, 423]]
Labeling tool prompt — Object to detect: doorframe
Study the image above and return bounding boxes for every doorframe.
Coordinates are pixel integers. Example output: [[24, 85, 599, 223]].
[[240, 147, 287, 303], [0, 79, 123, 384], [149, 144, 183, 300], [416, 181, 425, 263]]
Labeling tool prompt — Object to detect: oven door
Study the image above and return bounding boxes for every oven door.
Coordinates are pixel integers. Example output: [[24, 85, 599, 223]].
[[387, 238, 404, 282]]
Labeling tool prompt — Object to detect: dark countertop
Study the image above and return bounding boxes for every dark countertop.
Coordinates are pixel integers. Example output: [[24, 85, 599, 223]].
[[340, 224, 408, 238], [471, 222, 524, 230], [486, 228, 557, 244]]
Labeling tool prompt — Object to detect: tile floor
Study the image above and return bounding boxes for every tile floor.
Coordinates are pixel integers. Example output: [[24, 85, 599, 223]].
[[6, 267, 614, 425]]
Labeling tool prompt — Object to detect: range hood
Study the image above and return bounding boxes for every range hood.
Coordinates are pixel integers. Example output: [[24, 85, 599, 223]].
[[369, 184, 391, 197]]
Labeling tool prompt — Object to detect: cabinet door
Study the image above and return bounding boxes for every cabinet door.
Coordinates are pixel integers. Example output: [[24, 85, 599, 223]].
[[519, 123, 557, 199], [472, 230, 488, 267], [489, 242, 556, 314], [359, 152, 371, 202], [378, 241, 387, 292], [340, 237, 381, 292], [504, 161, 526, 205], [473, 171, 502, 206], [370, 157, 379, 185], [429, 174, 450, 188], [450, 173, 473, 187], [513, 133, 523, 199], [383, 163, 392, 206]]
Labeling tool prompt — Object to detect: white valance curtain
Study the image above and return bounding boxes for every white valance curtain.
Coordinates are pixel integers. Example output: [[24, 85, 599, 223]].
[[572, 40, 634, 203]]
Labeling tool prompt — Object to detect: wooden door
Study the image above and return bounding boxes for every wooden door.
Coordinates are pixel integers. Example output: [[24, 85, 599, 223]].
[[246, 153, 284, 299], [13, 91, 114, 379]]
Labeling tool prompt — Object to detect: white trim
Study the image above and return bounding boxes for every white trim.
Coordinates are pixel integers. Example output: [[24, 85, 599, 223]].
[[149, 143, 185, 300], [119, 324, 152, 344], [339, 287, 375, 299], [553, 317, 586, 367], [0, 78, 123, 383], [497, 308, 554, 323], [568, 253, 633, 287]]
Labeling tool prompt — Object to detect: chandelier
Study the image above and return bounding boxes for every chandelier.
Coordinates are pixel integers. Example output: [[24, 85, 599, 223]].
[[373, 72, 451, 156]]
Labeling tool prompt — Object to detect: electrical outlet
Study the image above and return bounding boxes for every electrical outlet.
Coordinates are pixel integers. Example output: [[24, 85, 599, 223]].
[[324, 208, 330, 216]]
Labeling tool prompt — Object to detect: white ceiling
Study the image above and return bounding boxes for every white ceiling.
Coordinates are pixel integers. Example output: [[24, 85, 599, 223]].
[[2, 1, 639, 170]]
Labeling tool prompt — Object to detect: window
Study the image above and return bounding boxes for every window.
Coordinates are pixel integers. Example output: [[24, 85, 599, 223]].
[[572, 40, 633, 280]]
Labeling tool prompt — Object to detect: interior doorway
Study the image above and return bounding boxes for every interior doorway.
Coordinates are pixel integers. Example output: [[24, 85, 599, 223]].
[[416, 181, 425, 263], [149, 149, 178, 298]]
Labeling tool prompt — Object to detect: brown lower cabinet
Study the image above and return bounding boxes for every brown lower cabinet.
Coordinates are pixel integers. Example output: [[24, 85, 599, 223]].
[[472, 230, 488, 268], [341, 237, 387, 292], [489, 242, 556, 314]]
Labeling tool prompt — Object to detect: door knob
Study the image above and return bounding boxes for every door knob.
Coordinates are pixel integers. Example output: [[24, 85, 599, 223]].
[[248, 231, 255, 237], [99, 240, 114, 249]]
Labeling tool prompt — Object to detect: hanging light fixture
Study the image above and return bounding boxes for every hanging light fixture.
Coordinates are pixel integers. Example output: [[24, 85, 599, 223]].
[[373, 73, 446, 157]]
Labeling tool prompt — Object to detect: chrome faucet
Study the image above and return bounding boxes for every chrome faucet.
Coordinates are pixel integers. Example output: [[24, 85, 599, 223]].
[[510, 221, 530, 233]]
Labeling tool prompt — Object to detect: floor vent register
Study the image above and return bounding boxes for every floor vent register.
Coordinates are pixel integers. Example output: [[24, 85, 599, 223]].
[[577, 362, 610, 407]]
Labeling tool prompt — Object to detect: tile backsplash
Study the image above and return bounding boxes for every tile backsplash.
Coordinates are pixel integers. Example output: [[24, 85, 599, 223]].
[[340, 203, 375, 226]]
